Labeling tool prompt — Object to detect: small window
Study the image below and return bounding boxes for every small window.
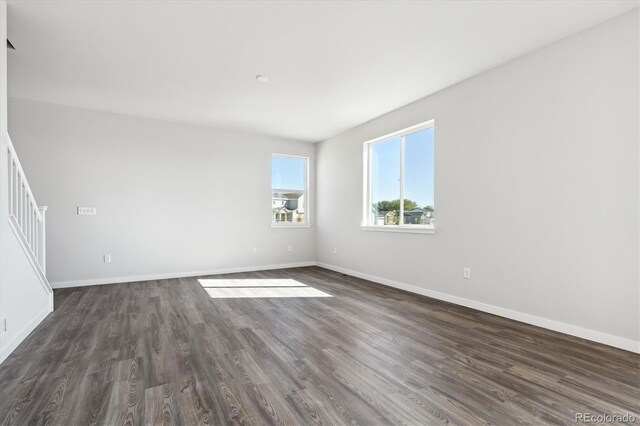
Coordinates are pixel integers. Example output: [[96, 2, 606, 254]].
[[362, 121, 435, 233], [272, 154, 308, 226]]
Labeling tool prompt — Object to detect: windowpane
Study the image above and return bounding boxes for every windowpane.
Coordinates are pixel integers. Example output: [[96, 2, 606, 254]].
[[272, 156, 305, 190], [403, 128, 435, 226], [371, 137, 401, 225], [272, 156, 307, 224], [363, 121, 435, 229]]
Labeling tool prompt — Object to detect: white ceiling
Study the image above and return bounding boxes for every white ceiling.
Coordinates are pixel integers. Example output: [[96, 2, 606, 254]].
[[7, 1, 639, 142]]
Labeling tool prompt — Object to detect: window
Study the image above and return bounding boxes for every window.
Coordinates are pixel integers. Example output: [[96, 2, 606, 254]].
[[272, 154, 309, 226], [362, 120, 435, 233]]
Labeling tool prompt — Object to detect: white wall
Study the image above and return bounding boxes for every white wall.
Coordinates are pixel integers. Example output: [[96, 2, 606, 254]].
[[316, 11, 639, 350], [0, 0, 52, 364], [8, 99, 316, 286], [0, 224, 52, 362]]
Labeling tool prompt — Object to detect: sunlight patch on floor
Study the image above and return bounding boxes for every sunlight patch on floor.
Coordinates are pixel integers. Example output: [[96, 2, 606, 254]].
[[203, 286, 333, 298], [198, 278, 308, 288], [198, 278, 333, 298]]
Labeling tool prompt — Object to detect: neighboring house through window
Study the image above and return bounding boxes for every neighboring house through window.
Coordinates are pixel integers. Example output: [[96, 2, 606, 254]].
[[272, 154, 308, 226]]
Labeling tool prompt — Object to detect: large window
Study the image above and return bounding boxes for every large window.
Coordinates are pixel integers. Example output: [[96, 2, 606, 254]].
[[363, 120, 435, 233], [272, 154, 309, 226]]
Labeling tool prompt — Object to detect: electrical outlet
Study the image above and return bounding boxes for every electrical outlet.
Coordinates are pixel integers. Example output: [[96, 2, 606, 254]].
[[463, 267, 471, 279], [77, 206, 97, 215], [104, 254, 111, 263], [333, 248, 338, 255], [252, 248, 257, 255], [287, 245, 293, 252]]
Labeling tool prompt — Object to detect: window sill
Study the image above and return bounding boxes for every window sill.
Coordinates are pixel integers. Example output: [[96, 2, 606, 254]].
[[271, 224, 312, 229], [360, 225, 436, 234]]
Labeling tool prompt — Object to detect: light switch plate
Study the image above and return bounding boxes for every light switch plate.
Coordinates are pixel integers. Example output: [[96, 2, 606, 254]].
[[77, 207, 97, 215]]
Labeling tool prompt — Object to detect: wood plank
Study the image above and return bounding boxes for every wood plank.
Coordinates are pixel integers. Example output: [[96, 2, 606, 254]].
[[0, 266, 637, 425]]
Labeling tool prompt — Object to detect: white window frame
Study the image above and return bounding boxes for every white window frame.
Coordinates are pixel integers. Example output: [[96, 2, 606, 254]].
[[271, 153, 310, 228], [362, 120, 435, 234]]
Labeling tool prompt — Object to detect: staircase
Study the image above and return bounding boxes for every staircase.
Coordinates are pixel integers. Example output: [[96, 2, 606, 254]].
[[0, 1, 52, 365], [5, 133, 53, 307]]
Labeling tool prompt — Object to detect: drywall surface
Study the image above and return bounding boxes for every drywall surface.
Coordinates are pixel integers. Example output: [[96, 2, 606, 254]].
[[316, 11, 639, 347], [0, 225, 51, 362], [8, 99, 316, 285]]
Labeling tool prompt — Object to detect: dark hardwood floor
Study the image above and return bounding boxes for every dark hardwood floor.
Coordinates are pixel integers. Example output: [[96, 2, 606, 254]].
[[0, 266, 638, 425]]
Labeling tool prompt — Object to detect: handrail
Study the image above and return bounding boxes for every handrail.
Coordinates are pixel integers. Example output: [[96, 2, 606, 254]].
[[6, 133, 47, 274], [6, 135, 42, 221]]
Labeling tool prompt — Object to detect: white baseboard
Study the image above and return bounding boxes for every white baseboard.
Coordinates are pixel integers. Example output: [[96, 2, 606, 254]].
[[0, 304, 52, 365], [316, 262, 640, 354], [50, 261, 317, 289]]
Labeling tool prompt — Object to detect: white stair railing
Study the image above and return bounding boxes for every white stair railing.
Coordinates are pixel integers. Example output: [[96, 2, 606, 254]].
[[6, 133, 48, 277]]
